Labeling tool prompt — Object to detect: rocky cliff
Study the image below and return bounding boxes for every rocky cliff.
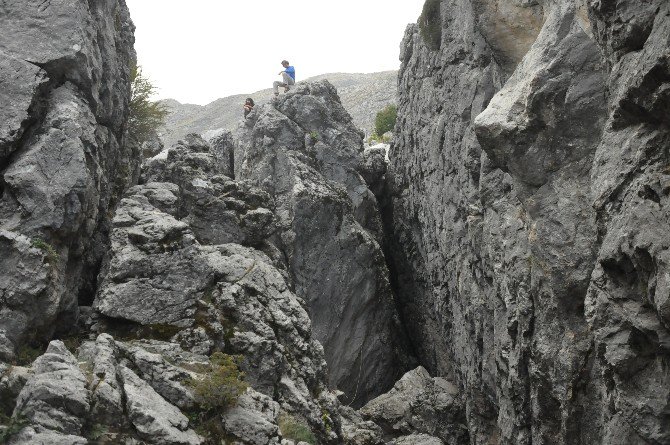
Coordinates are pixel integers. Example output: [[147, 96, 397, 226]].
[[0, 0, 137, 362], [0, 15, 416, 438], [1, 0, 669, 444], [386, 0, 670, 443]]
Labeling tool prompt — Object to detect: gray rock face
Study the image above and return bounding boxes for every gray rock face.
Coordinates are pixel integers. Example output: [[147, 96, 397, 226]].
[[120, 365, 201, 445], [5, 335, 205, 445], [94, 135, 343, 444], [387, 0, 670, 443], [0, 0, 137, 359], [235, 81, 413, 406], [221, 389, 281, 445], [360, 367, 467, 444], [10, 341, 89, 443]]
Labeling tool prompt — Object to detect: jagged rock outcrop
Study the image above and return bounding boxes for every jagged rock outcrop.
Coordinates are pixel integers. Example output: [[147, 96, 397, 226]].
[[92, 134, 342, 444], [386, 0, 670, 443], [1, 77, 408, 444], [0, 0, 137, 360], [235, 82, 414, 406]]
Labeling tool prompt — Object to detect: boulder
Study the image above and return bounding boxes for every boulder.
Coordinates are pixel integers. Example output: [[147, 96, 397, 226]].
[[360, 367, 467, 444], [10, 341, 89, 442]]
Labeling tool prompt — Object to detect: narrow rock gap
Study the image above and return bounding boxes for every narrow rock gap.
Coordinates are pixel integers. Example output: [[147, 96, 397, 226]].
[[376, 184, 423, 371]]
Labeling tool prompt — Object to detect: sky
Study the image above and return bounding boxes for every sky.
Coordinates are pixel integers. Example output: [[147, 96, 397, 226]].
[[125, 0, 426, 105]]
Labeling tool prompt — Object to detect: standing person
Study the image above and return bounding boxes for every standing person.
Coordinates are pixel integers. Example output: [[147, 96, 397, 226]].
[[273, 60, 295, 97], [243, 98, 255, 118]]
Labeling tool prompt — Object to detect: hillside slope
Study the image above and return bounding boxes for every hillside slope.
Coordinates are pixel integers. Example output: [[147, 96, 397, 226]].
[[160, 71, 396, 147]]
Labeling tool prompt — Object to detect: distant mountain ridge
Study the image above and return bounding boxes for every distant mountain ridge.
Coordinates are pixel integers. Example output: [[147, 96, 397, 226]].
[[159, 71, 397, 148]]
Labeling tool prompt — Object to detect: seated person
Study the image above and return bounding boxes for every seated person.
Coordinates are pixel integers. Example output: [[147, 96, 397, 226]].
[[243, 98, 255, 118]]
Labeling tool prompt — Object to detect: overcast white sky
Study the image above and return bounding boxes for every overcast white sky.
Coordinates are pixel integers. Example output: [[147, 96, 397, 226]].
[[125, 0, 425, 105]]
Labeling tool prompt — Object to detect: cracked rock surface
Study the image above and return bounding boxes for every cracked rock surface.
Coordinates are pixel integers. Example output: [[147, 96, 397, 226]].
[[385, 0, 670, 443], [235, 82, 414, 407], [0, 0, 138, 360]]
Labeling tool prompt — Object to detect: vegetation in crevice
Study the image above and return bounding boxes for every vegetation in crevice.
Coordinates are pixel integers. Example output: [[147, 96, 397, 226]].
[[278, 412, 316, 444], [184, 352, 248, 444], [0, 414, 28, 444], [373, 104, 398, 140], [15, 344, 44, 366], [188, 352, 247, 411], [30, 237, 59, 264]]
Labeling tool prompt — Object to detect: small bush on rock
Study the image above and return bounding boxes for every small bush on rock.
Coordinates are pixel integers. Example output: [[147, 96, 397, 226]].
[[31, 238, 59, 264], [278, 413, 316, 444], [374, 105, 397, 137], [188, 352, 247, 411], [15, 344, 44, 366]]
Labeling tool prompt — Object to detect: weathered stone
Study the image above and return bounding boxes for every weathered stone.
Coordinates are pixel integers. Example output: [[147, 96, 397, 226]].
[[0, 0, 137, 357], [118, 341, 197, 410], [236, 81, 413, 407], [392, 434, 444, 445], [119, 365, 201, 445], [221, 389, 281, 445], [0, 53, 48, 163], [386, 0, 670, 443], [95, 147, 344, 442], [360, 367, 467, 444], [11, 341, 89, 439], [209, 131, 236, 178]]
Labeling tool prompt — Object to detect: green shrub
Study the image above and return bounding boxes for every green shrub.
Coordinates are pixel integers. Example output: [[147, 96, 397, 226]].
[[87, 423, 108, 441], [128, 66, 168, 144], [419, 0, 442, 50], [0, 415, 28, 443], [278, 413, 316, 444], [15, 345, 43, 366], [188, 352, 247, 411], [31, 238, 59, 264], [374, 105, 398, 137]]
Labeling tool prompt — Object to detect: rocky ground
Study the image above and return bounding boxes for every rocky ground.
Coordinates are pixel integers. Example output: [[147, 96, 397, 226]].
[[1, 0, 669, 444]]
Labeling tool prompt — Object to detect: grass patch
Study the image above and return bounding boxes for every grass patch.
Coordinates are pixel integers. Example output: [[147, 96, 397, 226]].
[[87, 423, 108, 441], [61, 335, 86, 354], [278, 413, 316, 444]]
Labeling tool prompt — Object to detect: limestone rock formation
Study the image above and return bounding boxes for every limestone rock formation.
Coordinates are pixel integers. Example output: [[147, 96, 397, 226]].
[[2, 0, 669, 442], [93, 134, 343, 444], [235, 82, 413, 407], [0, 0, 137, 360], [385, 0, 670, 443]]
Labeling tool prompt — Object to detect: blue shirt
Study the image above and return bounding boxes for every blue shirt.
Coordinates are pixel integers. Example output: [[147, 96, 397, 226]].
[[284, 66, 295, 80]]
